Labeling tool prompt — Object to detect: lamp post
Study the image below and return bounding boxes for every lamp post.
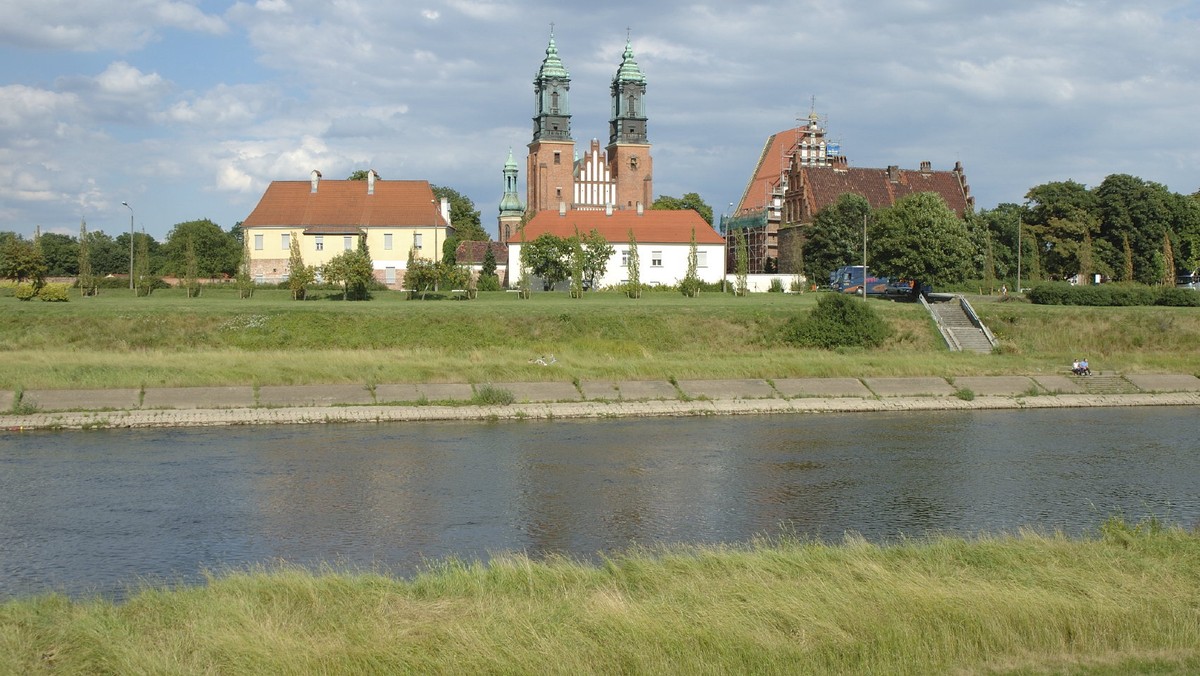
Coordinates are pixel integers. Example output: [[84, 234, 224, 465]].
[[861, 213, 868, 300], [122, 201, 134, 292]]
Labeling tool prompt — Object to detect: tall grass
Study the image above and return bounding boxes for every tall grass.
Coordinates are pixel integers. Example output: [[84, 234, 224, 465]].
[[2, 291, 1197, 389], [2, 520, 1197, 673]]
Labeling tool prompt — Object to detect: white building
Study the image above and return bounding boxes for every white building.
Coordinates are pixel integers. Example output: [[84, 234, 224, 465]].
[[509, 207, 726, 290]]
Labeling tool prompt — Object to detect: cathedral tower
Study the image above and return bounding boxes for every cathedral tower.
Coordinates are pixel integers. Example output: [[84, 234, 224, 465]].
[[606, 38, 652, 209], [498, 148, 524, 244], [527, 31, 576, 213]]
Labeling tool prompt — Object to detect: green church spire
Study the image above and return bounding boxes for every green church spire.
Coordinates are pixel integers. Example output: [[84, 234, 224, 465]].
[[499, 148, 524, 216], [532, 28, 572, 142], [609, 34, 647, 145]]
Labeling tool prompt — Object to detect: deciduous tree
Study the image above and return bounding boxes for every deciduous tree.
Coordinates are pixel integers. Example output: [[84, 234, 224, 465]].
[[286, 232, 314, 300], [161, 219, 239, 278], [580, 228, 614, 288], [522, 233, 572, 290], [803, 193, 870, 286], [432, 185, 489, 242], [653, 192, 714, 226], [871, 192, 973, 288]]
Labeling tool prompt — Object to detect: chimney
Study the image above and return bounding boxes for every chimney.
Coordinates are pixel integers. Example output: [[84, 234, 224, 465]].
[[310, 169, 322, 193], [919, 161, 931, 172], [559, 201, 567, 216], [887, 165, 900, 182], [367, 169, 378, 195], [636, 202, 644, 215], [440, 197, 451, 226], [605, 203, 613, 216]]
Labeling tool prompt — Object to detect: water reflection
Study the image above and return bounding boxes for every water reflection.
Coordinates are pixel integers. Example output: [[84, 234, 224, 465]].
[[2, 407, 1198, 600]]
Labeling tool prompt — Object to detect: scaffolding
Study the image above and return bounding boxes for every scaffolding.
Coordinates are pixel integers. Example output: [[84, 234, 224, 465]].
[[721, 210, 772, 274]]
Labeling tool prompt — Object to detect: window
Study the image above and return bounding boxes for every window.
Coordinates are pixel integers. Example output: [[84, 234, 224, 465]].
[[413, 233, 423, 249], [553, 151, 561, 165], [384, 233, 393, 250], [651, 251, 663, 267], [281, 233, 289, 250], [253, 234, 263, 251], [385, 267, 396, 284], [620, 249, 629, 267], [315, 235, 324, 251], [255, 273, 264, 284], [344, 235, 353, 250], [697, 251, 708, 268]]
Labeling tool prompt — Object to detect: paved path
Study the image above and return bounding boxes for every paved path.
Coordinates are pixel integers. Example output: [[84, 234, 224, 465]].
[[3, 374, 1198, 431]]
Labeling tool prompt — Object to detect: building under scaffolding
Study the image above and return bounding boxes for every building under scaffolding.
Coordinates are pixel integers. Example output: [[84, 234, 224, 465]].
[[720, 209, 772, 274]]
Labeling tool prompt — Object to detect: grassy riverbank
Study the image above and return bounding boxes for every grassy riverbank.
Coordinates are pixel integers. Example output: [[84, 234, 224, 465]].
[[2, 289, 1198, 389], [2, 519, 1197, 674]]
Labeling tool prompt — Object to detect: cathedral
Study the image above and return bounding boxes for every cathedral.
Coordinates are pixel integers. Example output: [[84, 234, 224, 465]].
[[498, 31, 654, 243]]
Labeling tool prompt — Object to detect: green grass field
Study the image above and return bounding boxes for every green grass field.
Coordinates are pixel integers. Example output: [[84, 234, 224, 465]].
[[2, 288, 1198, 389], [2, 519, 1197, 674]]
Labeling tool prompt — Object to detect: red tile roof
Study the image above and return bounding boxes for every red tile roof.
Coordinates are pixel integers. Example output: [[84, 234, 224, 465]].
[[800, 165, 971, 217], [522, 209, 724, 244], [242, 180, 448, 232], [736, 128, 801, 214], [455, 240, 509, 265]]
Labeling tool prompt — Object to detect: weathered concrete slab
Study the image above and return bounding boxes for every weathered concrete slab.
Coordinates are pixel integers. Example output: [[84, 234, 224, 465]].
[[374, 384, 423, 403], [142, 386, 256, 409], [864, 377, 955, 397], [951, 376, 1040, 396], [22, 388, 141, 411], [676, 379, 777, 400], [0, 391, 13, 411], [486, 381, 581, 403], [257, 384, 374, 407], [1125, 374, 1200, 392], [773, 377, 873, 398], [415, 383, 474, 402], [580, 380, 678, 401], [1032, 375, 1086, 394]]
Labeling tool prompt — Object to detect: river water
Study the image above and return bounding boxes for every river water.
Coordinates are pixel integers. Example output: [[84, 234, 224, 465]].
[[2, 407, 1197, 600]]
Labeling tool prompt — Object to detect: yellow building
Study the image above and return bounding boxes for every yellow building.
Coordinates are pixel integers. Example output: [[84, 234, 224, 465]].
[[241, 170, 452, 289]]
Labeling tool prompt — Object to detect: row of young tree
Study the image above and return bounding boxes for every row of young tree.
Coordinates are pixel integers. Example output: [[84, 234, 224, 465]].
[[800, 174, 1200, 289]]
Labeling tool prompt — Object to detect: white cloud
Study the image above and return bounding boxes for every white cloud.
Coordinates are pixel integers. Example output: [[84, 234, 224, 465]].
[[421, 9, 440, 20], [0, 0, 226, 52]]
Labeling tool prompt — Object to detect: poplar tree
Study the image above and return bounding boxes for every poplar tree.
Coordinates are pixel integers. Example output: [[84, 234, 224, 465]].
[[78, 218, 96, 296], [626, 229, 641, 298], [286, 231, 314, 300], [734, 227, 749, 296], [183, 237, 200, 297], [680, 226, 701, 297], [236, 236, 254, 298], [1163, 231, 1176, 286]]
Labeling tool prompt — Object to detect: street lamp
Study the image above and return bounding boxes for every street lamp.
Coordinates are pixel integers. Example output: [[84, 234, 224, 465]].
[[122, 201, 134, 291]]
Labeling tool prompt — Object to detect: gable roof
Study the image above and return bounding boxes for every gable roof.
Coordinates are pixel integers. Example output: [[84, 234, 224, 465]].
[[522, 210, 724, 245], [455, 240, 509, 265], [242, 179, 448, 232], [736, 128, 802, 214], [799, 165, 971, 217]]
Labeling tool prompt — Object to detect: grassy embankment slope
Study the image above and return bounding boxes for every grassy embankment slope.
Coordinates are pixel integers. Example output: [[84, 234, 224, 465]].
[[2, 520, 1198, 674], [1, 288, 1198, 390]]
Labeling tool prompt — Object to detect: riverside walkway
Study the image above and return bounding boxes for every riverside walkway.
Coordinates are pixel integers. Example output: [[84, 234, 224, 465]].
[[3, 374, 1199, 431]]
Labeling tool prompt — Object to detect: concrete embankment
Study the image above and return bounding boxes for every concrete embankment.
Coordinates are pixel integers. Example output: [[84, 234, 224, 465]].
[[3, 374, 1199, 431]]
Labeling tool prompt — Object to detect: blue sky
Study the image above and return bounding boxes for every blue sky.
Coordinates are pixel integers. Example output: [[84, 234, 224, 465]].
[[2, 0, 1199, 241]]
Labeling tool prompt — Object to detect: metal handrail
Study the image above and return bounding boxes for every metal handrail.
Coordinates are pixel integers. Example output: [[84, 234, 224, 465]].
[[920, 294, 961, 351], [958, 296, 998, 348]]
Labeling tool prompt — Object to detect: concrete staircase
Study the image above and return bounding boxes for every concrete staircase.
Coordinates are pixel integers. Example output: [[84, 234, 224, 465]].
[[927, 299, 995, 353], [1070, 372, 1138, 394]]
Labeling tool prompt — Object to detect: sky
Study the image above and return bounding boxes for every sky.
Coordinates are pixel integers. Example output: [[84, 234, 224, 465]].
[[3, 0, 1199, 241]]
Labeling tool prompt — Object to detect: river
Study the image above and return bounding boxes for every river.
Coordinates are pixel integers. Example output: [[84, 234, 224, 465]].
[[2, 407, 1197, 600]]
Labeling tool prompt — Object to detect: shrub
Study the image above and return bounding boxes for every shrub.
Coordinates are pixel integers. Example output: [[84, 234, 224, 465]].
[[1156, 288, 1200, 307], [473, 384, 515, 406], [476, 274, 502, 292], [38, 283, 71, 302], [785, 293, 892, 349], [1030, 282, 1195, 307], [768, 278, 785, 293], [14, 283, 37, 301]]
